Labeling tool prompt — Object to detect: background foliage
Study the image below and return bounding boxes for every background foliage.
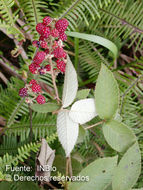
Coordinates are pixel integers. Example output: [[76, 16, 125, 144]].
[[0, 0, 143, 189]]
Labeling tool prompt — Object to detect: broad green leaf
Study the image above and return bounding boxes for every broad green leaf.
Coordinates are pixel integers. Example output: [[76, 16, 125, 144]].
[[31, 102, 60, 113], [112, 142, 141, 190], [105, 185, 112, 190], [95, 64, 119, 120], [76, 89, 90, 100], [57, 110, 79, 156], [66, 32, 118, 59], [69, 156, 118, 190], [0, 182, 11, 189], [62, 55, 78, 108], [69, 98, 97, 124], [0, 181, 41, 190], [103, 120, 136, 152], [52, 155, 83, 176], [18, 182, 41, 190]]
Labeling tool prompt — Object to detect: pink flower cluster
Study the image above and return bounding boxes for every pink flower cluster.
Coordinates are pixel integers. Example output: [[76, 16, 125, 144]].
[[19, 16, 69, 104]]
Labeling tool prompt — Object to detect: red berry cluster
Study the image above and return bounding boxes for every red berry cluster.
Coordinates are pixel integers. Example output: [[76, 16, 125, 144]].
[[19, 16, 69, 104], [19, 79, 46, 104], [30, 16, 69, 74]]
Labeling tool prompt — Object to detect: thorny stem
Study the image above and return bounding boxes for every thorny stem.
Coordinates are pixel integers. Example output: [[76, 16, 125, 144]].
[[49, 58, 60, 104], [85, 121, 104, 130]]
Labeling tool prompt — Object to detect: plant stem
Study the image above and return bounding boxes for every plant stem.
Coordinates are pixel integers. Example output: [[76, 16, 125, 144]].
[[59, 0, 80, 19], [65, 157, 69, 190], [68, 156, 73, 177], [28, 103, 33, 142], [85, 121, 104, 130], [66, 157, 69, 176], [93, 142, 104, 157], [91, 44, 109, 67], [49, 58, 60, 104]]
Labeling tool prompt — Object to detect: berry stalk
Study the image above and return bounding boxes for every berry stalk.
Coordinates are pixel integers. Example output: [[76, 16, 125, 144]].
[[49, 57, 60, 103]]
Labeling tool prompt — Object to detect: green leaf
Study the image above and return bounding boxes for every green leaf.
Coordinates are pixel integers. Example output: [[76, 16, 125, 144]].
[[76, 89, 90, 100], [31, 102, 60, 113], [52, 155, 83, 176], [112, 142, 141, 190], [103, 120, 136, 152], [18, 182, 41, 190], [69, 156, 118, 190], [95, 64, 119, 120], [66, 32, 118, 59], [105, 185, 112, 190], [0, 182, 11, 189]]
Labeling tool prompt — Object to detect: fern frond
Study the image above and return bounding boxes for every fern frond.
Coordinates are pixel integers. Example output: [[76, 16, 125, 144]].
[[119, 80, 143, 134], [0, 0, 15, 24], [18, 0, 47, 38], [39, 73, 53, 88], [90, 0, 143, 51], [0, 135, 26, 155], [78, 41, 102, 81], [75, 119, 116, 161], [27, 45, 37, 60], [50, 0, 102, 31], [0, 142, 39, 172], [0, 19, 9, 29], [0, 132, 57, 173], [0, 0, 24, 39], [5, 114, 56, 141], [0, 78, 29, 127]]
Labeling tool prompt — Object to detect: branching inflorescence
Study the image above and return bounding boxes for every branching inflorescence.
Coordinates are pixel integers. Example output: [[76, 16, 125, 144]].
[[19, 16, 69, 104]]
